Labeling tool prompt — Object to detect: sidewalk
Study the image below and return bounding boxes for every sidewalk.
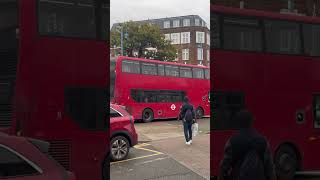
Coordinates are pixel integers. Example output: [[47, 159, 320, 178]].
[[149, 134, 210, 179]]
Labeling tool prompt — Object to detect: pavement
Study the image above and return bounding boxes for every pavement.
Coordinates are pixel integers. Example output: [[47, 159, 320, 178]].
[[110, 117, 210, 180]]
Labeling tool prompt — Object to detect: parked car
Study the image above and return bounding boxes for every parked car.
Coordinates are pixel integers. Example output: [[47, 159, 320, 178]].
[[0, 132, 76, 180], [110, 104, 138, 161]]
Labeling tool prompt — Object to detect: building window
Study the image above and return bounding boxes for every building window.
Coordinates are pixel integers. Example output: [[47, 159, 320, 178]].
[[207, 50, 210, 61], [195, 19, 200, 26], [164, 21, 170, 28], [202, 21, 206, 27], [182, 49, 189, 60], [207, 33, 210, 45], [181, 32, 190, 44], [196, 31, 205, 43], [164, 34, 170, 41], [197, 48, 203, 60], [170, 33, 180, 44], [173, 20, 180, 28], [183, 19, 190, 26]]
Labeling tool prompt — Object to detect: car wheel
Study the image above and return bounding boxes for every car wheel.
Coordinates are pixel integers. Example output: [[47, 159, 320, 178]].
[[275, 145, 299, 180], [110, 136, 130, 161], [196, 107, 204, 119], [142, 108, 154, 123]]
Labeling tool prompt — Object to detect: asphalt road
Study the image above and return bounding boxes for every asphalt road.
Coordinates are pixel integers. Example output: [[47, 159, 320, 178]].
[[110, 143, 206, 180]]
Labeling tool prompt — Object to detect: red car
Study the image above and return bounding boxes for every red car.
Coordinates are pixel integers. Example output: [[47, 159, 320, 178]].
[[0, 133, 75, 180], [110, 104, 138, 161]]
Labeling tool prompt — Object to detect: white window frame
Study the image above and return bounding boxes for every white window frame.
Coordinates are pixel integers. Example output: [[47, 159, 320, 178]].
[[207, 33, 210, 45], [207, 50, 210, 61], [182, 49, 189, 60], [183, 19, 190, 27], [195, 19, 200, 26], [196, 31, 205, 43], [164, 34, 170, 41], [170, 33, 180, 44], [164, 21, 170, 28], [173, 20, 180, 28], [197, 48, 203, 60], [181, 32, 190, 44]]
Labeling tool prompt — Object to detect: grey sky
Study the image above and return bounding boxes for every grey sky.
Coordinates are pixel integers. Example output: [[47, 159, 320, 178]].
[[110, 0, 210, 28]]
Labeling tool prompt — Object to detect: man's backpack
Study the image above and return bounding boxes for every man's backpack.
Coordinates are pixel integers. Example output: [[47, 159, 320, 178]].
[[184, 108, 193, 122], [237, 140, 266, 180]]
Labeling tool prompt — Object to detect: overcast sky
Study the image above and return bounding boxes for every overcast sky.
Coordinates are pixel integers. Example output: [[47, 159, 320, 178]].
[[110, 0, 210, 29]]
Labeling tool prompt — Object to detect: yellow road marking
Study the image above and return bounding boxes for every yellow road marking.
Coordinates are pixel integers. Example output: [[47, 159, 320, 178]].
[[133, 143, 151, 148], [135, 147, 164, 155], [110, 143, 163, 165], [110, 153, 162, 165]]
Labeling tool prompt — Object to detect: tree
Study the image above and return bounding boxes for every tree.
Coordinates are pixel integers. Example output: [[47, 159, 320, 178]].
[[110, 21, 177, 61]]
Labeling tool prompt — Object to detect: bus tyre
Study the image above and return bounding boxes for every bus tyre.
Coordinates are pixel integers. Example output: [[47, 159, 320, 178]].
[[142, 109, 154, 123], [196, 107, 204, 119], [110, 136, 130, 161], [275, 145, 298, 180]]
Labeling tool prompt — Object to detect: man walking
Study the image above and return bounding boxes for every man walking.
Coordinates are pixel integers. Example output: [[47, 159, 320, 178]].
[[219, 110, 276, 180], [179, 96, 196, 145]]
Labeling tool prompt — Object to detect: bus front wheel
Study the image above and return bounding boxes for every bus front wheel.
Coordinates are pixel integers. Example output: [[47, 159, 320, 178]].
[[196, 107, 204, 119], [142, 108, 154, 123], [275, 145, 299, 180]]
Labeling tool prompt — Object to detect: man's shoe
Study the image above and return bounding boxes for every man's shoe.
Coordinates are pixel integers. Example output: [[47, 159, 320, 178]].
[[189, 140, 192, 144]]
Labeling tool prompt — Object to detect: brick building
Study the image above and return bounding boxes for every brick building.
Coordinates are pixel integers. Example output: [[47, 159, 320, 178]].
[[111, 15, 210, 67], [212, 0, 320, 16]]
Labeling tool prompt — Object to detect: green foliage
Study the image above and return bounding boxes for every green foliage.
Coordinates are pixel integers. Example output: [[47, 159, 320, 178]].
[[110, 21, 177, 61]]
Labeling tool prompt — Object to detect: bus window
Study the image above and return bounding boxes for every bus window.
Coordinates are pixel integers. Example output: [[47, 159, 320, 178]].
[[142, 63, 157, 75], [180, 67, 192, 78], [165, 65, 179, 77], [38, 0, 98, 39], [193, 68, 204, 79], [211, 14, 220, 49], [101, 2, 109, 41], [64, 88, 108, 131], [205, 69, 210, 80], [223, 16, 262, 52], [265, 20, 301, 55], [314, 95, 320, 128], [212, 91, 245, 130], [304, 24, 320, 57], [122, 60, 140, 74], [158, 64, 165, 76]]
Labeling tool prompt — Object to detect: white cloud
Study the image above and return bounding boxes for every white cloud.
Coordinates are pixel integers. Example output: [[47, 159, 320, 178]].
[[110, 0, 210, 28]]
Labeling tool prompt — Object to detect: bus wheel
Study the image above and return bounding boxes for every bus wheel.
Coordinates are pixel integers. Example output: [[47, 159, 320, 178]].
[[142, 108, 154, 123], [275, 145, 298, 180], [110, 136, 130, 161], [196, 107, 204, 119]]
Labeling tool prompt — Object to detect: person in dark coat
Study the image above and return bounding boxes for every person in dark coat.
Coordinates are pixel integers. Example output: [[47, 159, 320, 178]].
[[179, 96, 196, 145]]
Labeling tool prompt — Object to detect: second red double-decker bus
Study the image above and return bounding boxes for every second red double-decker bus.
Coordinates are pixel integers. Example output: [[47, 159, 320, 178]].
[[111, 56, 210, 123], [211, 4, 320, 180], [0, 1, 109, 180]]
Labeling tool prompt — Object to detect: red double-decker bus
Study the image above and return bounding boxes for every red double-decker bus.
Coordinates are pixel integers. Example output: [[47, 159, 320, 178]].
[[211, 5, 320, 180], [0, 1, 109, 180], [111, 56, 210, 123]]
